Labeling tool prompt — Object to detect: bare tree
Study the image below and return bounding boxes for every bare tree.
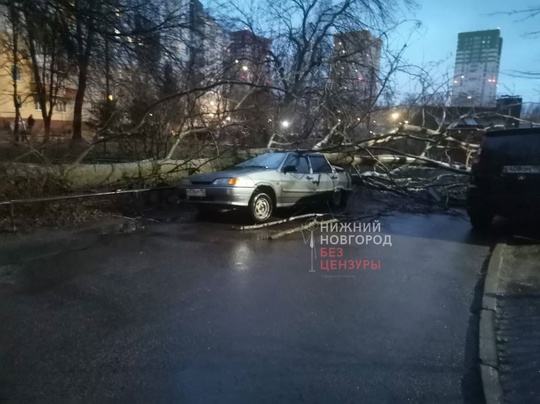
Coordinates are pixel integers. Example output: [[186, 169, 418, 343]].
[[209, 0, 420, 150], [0, 2, 25, 142], [19, 1, 75, 142]]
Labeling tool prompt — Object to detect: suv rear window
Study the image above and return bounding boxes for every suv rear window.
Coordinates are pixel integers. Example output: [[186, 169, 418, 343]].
[[480, 132, 540, 168]]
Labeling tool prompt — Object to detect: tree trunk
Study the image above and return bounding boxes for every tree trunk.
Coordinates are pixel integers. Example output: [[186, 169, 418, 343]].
[[10, 4, 20, 144], [72, 30, 94, 141], [71, 66, 88, 141], [43, 118, 51, 143], [13, 110, 20, 144]]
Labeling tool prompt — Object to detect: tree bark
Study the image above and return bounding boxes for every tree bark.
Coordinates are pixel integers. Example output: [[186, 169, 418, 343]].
[[72, 63, 88, 141], [72, 30, 94, 141], [43, 118, 51, 143], [10, 3, 21, 143]]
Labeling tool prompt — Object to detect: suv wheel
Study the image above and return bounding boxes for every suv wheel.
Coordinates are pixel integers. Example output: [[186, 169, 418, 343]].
[[468, 208, 494, 231], [249, 191, 273, 223]]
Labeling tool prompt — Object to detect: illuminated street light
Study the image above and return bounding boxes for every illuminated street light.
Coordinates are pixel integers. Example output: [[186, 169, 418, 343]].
[[281, 120, 290, 128], [242, 65, 249, 71]]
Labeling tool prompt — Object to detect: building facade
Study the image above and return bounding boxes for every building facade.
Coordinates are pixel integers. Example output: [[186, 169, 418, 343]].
[[451, 29, 503, 108], [0, 5, 80, 138], [227, 30, 272, 84]]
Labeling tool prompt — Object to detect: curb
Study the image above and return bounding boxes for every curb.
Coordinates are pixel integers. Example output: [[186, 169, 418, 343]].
[[479, 242, 505, 404]]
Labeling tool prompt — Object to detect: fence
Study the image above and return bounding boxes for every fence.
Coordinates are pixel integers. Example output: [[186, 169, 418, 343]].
[[0, 186, 177, 231]]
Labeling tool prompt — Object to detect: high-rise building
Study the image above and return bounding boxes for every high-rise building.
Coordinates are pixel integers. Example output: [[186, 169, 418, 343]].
[[451, 29, 503, 108], [227, 30, 272, 84], [331, 30, 382, 106]]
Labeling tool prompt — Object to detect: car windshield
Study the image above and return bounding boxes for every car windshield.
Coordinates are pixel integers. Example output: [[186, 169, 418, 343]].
[[233, 153, 287, 170]]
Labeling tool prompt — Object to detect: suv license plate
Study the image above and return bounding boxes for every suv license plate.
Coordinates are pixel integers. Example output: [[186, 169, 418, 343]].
[[503, 165, 540, 174], [187, 189, 206, 197]]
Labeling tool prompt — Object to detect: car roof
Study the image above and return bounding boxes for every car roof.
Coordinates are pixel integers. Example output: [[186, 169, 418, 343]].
[[289, 151, 323, 156], [486, 128, 540, 137]]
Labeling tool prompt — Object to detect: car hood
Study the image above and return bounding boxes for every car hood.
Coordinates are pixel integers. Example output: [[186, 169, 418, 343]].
[[188, 167, 265, 183]]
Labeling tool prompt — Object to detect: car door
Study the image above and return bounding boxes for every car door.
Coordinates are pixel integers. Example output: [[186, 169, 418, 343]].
[[309, 154, 337, 200], [279, 154, 317, 205]]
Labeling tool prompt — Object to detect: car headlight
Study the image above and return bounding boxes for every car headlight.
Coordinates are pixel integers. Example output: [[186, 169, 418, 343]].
[[213, 177, 240, 186]]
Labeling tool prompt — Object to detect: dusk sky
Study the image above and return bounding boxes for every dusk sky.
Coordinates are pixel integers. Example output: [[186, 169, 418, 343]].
[[213, 0, 539, 104], [401, 0, 539, 104]]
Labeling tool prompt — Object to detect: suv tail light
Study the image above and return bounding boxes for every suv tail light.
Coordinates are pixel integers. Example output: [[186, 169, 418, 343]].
[[471, 147, 482, 165]]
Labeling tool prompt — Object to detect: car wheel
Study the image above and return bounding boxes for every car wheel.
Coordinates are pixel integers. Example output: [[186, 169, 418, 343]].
[[329, 188, 347, 209], [249, 191, 273, 223], [468, 209, 493, 231]]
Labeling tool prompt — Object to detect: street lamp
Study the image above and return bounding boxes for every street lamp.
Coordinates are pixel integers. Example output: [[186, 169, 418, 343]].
[[281, 120, 290, 128]]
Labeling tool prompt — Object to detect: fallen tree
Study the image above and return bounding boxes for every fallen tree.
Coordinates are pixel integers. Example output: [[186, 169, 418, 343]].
[[1, 120, 477, 201], [0, 157, 236, 200]]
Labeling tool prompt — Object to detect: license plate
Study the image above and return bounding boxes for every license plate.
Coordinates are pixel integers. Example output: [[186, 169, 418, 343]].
[[503, 165, 540, 174], [187, 189, 206, 197]]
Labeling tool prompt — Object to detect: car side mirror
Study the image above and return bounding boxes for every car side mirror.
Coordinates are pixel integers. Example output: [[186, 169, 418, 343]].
[[283, 165, 297, 173]]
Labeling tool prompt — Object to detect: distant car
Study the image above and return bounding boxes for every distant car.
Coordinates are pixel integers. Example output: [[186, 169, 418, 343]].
[[467, 128, 540, 230], [179, 152, 353, 222]]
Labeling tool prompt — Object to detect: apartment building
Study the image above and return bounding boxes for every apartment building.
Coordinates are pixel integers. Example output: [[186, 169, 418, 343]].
[[331, 30, 382, 106]]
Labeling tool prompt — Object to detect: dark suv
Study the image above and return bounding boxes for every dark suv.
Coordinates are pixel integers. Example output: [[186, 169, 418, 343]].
[[467, 128, 540, 229]]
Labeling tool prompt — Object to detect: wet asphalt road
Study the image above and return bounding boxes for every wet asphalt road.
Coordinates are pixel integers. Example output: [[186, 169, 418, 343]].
[[0, 209, 494, 403]]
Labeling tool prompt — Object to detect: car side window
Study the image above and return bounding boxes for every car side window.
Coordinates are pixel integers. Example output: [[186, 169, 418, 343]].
[[284, 155, 310, 174], [310, 155, 333, 173]]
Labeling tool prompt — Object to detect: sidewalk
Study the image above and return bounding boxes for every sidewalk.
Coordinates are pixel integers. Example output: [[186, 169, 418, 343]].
[[490, 241, 540, 403]]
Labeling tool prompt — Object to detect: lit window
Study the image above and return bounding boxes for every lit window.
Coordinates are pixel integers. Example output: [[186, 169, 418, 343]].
[[56, 100, 67, 112], [12, 65, 21, 82], [33, 95, 41, 110]]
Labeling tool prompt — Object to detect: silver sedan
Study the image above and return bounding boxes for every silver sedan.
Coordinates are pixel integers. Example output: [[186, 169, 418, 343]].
[[179, 152, 352, 222]]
